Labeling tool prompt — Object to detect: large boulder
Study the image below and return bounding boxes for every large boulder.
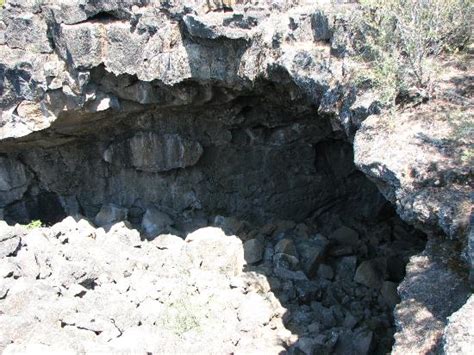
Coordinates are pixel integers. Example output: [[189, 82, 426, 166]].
[[184, 227, 244, 277]]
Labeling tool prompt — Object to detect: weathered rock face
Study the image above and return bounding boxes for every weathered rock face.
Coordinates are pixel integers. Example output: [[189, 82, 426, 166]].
[[0, 0, 369, 226], [0, 0, 472, 353], [103, 132, 203, 172]]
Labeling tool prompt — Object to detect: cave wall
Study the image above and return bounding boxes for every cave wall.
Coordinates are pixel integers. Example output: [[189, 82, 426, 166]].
[[0, 88, 386, 229]]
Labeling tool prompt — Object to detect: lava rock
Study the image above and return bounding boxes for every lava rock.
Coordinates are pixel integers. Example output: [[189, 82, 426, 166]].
[[141, 208, 173, 238], [185, 227, 244, 277], [354, 258, 387, 289], [104, 132, 203, 173], [243, 238, 264, 264], [310, 302, 337, 329], [442, 294, 474, 354], [151, 233, 184, 251], [334, 328, 373, 355], [381, 281, 400, 308], [335, 256, 357, 281], [296, 237, 329, 278], [294, 280, 321, 303], [317, 263, 334, 280], [328, 226, 359, 246], [95, 204, 128, 227], [274, 238, 298, 257]]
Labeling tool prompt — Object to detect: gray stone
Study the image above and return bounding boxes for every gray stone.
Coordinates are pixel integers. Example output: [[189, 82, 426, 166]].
[[274, 238, 298, 257], [317, 264, 334, 280], [243, 238, 264, 264], [442, 294, 474, 354], [311, 11, 333, 41], [238, 292, 273, 331], [335, 256, 357, 281], [95, 204, 128, 227], [0, 157, 30, 208], [4, 14, 53, 53], [273, 252, 300, 271], [213, 215, 247, 236], [296, 238, 329, 278], [354, 258, 386, 289], [310, 301, 337, 328], [328, 226, 359, 246], [381, 281, 400, 308], [294, 337, 316, 355], [185, 227, 244, 277], [151, 233, 184, 251], [104, 132, 203, 172], [393, 240, 471, 355], [0, 236, 21, 258], [342, 312, 358, 329], [335, 328, 373, 355], [141, 208, 173, 238]]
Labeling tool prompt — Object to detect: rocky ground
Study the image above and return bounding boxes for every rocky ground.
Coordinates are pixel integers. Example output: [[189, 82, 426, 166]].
[[0, 0, 472, 353], [0, 211, 425, 354]]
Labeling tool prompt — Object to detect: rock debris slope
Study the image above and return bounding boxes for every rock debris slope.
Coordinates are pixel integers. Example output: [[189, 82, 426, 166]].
[[0, 213, 425, 354]]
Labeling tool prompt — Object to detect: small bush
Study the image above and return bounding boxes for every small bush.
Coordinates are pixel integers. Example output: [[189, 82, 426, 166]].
[[26, 220, 43, 229], [352, 0, 472, 105]]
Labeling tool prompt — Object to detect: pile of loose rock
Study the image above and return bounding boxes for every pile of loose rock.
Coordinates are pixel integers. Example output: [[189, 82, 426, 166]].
[[0, 213, 425, 354]]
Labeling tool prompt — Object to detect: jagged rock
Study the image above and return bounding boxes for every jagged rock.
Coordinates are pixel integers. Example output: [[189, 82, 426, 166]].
[[328, 226, 359, 246], [275, 238, 298, 257], [335, 255, 357, 281], [238, 292, 273, 330], [354, 258, 386, 289], [296, 237, 329, 278], [94, 204, 128, 227], [442, 294, 474, 354], [293, 336, 317, 355], [334, 328, 373, 355], [243, 238, 264, 264], [105, 221, 141, 247], [141, 208, 173, 238], [151, 233, 184, 250], [380, 281, 400, 308], [0, 157, 31, 208], [213, 215, 247, 236], [294, 280, 321, 303], [185, 227, 244, 277], [310, 301, 337, 329], [0, 0, 470, 352], [103, 133, 203, 172], [317, 263, 334, 280], [393, 240, 471, 354], [0, 235, 20, 258]]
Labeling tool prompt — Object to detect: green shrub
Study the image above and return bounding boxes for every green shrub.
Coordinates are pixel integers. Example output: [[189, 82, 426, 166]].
[[26, 220, 43, 229], [352, 0, 473, 105]]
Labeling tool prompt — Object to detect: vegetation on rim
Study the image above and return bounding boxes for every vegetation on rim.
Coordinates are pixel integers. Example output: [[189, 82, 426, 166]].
[[350, 0, 473, 106]]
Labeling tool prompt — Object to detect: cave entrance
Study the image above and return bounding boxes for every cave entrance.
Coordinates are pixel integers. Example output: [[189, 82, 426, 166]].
[[0, 81, 427, 353], [3, 191, 66, 226]]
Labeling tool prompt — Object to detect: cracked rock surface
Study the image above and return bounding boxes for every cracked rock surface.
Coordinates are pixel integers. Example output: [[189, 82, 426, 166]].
[[0, 219, 290, 354], [0, 209, 426, 354]]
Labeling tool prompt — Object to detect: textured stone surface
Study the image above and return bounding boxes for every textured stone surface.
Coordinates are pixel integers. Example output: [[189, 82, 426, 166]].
[[392, 240, 471, 355], [103, 132, 203, 172], [442, 294, 474, 354], [0, 1, 472, 353], [0, 207, 426, 354]]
